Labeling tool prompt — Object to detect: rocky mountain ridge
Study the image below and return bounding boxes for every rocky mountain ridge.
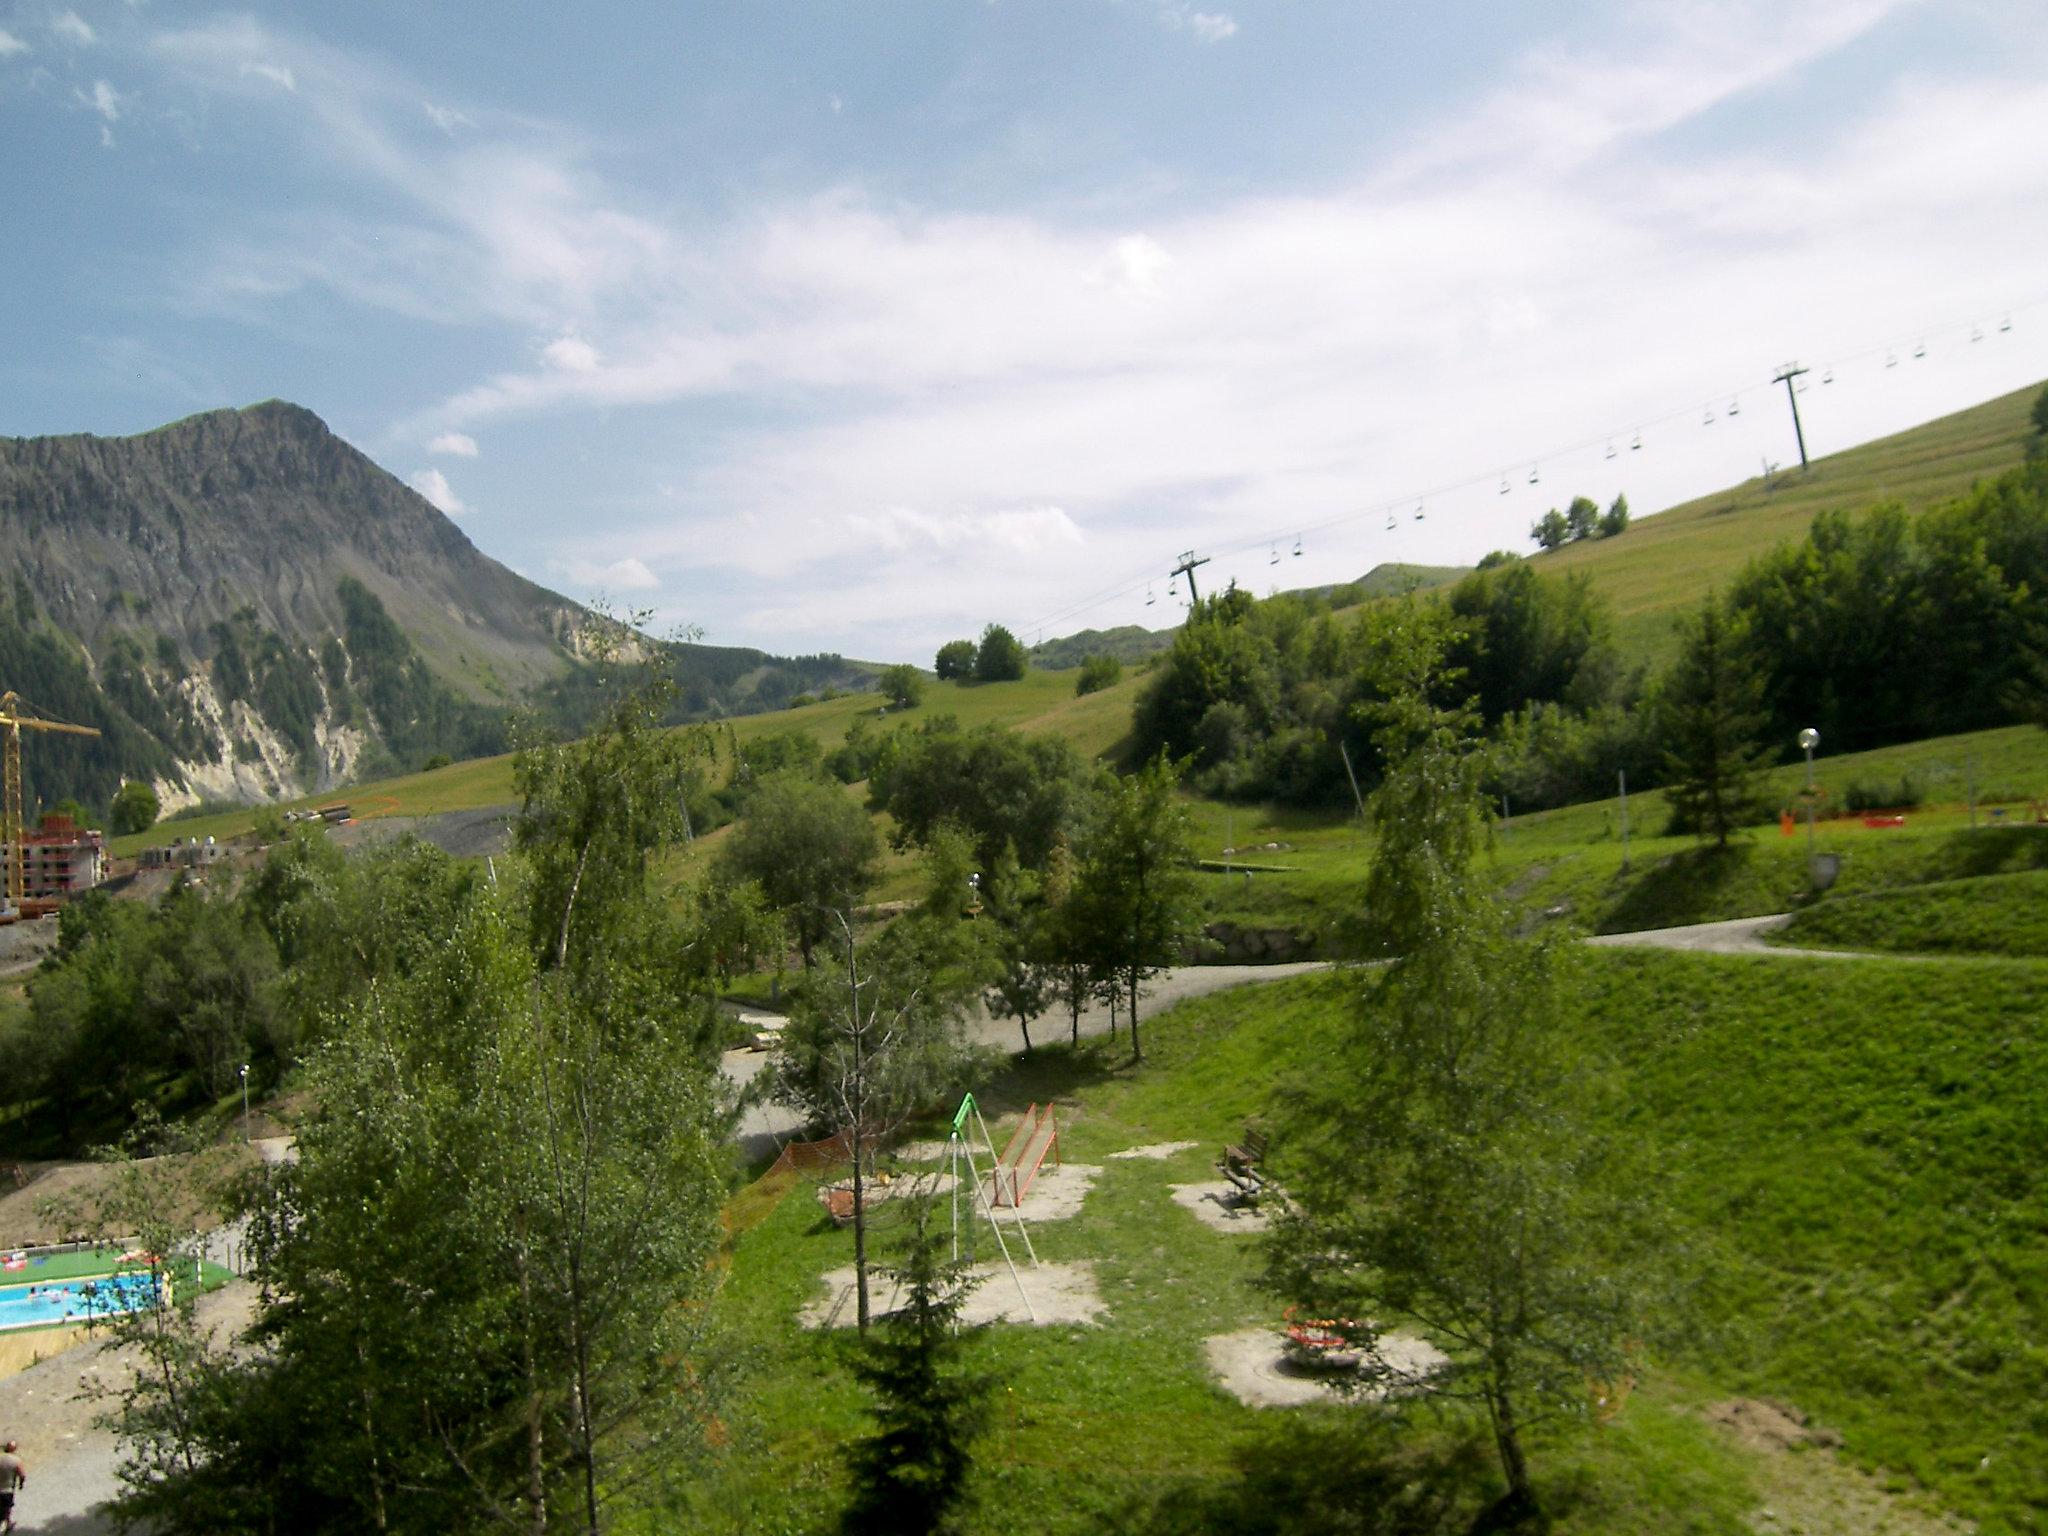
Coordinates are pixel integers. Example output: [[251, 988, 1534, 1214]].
[[0, 402, 865, 814]]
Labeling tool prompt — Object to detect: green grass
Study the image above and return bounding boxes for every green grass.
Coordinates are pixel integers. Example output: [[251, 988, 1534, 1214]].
[[1491, 380, 2044, 665], [678, 938, 2048, 1533], [1777, 869, 2048, 957]]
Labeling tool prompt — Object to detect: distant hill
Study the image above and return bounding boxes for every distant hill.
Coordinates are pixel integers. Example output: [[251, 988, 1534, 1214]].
[[1519, 380, 2045, 662], [0, 402, 869, 812]]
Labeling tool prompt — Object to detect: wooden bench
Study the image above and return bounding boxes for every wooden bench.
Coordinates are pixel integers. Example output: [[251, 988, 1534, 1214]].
[[1217, 1126, 1269, 1199]]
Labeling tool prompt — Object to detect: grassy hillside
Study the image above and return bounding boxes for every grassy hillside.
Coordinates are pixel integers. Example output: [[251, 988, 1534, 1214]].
[[1519, 380, 2044, 663], [687, 946, 2047, 1533], [1776, 868, 2048, 957]]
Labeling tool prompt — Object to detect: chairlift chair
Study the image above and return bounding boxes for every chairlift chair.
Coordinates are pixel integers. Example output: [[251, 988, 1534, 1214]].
[[1604, 441, 1617, 460], [1913, 340, 1926, 359], [1886, 351, 1898, 368], [1145, 586, 1156, 607], [1527, 465, 1540, 485], [1413, 501, 1425, 522], [1385, 512, 1396, 531], [1822, 367, 1834, 384], [1292, 537, 1302, 557], [1498, 475, 1510, 495], [1727, 397, 1740, 416], [1268, 544, 1280, 566], [1630, 432, 1642, 451], [2000, 314, 2013, 333], [1702, 405, 1715, 425], [1971, 326, 1983, 343]]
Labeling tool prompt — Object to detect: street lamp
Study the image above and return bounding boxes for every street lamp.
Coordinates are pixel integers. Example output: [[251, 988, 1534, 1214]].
[[239, 1063, 250, 1143], [1797, 728, 1820, 878]]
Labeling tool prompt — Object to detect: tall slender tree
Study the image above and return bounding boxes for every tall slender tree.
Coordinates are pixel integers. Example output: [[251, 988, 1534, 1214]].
[[1659, 594, 1772, 846], [1266, 605, 1658, 1519], [1068, 755, 1202, 1061]]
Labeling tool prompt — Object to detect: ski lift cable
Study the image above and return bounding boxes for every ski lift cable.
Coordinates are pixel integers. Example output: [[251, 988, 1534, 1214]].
[[1010, 289, 2048, 638]]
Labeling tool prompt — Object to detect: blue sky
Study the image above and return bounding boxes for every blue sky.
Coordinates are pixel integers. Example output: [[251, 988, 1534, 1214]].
[[4, 1, 2047, 662]]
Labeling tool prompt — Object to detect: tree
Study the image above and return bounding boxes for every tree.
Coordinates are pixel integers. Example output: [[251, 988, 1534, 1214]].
[[841, 1198, 993, 1536], [110, 779, 159, 835], [2033, 382, 2048, 437], [104, 639, 740, 1535], [1265, 606, 1656, 1519], [1067, 755, 1201, 1061], [1529, 509, 1570, 550], [973, 624, 1027, 682], [1598, 493, 1630, 538], [1564, 495, 1600, 542], [933, 639, 977, 680], [769, 910, 987, 1329], [880, 664, 925, 710], [869, 720, 1087, 870], [716, 772, 879, 966], [1074, 654, 1121, 696], [1659, 594, 1772, 846]]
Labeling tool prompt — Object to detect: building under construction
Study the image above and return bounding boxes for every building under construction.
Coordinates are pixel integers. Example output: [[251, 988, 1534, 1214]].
[[21, 815, 105, 896]]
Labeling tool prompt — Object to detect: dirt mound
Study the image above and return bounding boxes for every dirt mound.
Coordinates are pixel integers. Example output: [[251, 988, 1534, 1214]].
[[1706, 1397, 1843, 1452]]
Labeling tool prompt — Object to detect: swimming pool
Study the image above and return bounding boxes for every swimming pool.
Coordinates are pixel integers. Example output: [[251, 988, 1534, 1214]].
[[0, 1273, 163, 1331]]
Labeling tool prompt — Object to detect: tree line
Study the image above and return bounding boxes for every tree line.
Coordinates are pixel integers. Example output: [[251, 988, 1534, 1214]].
[[1127, 455, 2048, 836]]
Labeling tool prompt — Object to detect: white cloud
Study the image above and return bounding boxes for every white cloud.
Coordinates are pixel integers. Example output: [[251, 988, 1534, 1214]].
[[562, 555, 658, 592], [427, 431, 478, 457], [408, 467, 466, 514], [844, 504, 1085, 556], [423, 100, 470, 133], [0, 29, 30, 56], [49, 9, 94, 46], [1157, 4, 1237, 42], [76, 78, 121, 121], [238, 60, 294, 91], [1096, 234, 1172, 299], [541, 333, 601, 372]]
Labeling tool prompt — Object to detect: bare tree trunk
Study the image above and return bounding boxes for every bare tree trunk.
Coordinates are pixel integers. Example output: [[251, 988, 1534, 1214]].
[[1487, 1379, 1534, 1510], [516, 1234, 547, 1535], [1128, 965, 1143, 1061]]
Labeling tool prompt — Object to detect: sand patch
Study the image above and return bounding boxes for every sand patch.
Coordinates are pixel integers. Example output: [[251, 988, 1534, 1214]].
[[1170, 1181, 1272, 1233], [988, 1163, 1098, 1222], [1204, 1327, 1448, 1408], [801, 1260, 1105, 1329], [891, 1140, 953, 1164], [1109, 1141, 1198, 1161], [1703, 1398, 1970, 1535]]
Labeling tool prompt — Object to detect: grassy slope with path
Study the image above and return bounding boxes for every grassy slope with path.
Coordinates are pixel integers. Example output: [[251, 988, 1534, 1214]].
[[686, 942, 2045, 1533], [1775, 867, 2048, 956]]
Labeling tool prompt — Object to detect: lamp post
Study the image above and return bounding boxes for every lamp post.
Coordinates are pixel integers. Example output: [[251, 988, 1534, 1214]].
[[1798, 728, 1820, 879], [239, 1062, 250, 1143]]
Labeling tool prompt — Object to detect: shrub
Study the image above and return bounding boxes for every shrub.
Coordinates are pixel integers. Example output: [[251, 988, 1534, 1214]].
[[1842, 773, 1924, 813], [1075, 654, 1121, 696]]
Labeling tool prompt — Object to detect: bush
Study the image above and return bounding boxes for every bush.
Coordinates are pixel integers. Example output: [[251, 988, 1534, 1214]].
[[880, 664, 925, 710], [934, 640, 977, 680], [1075, 654, 1121, 696], [974, 625, 1027, 683], [109, 780, 160, 835], [422, 753, 452, 772], [1842, 773, 1924, 813]]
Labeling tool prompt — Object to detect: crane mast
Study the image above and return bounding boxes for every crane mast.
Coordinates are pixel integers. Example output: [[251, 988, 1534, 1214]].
[[0, 691, 102, 910]]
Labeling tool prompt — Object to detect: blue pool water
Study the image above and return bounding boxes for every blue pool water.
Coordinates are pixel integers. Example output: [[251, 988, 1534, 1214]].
[[0, 1273, 162, 1331]]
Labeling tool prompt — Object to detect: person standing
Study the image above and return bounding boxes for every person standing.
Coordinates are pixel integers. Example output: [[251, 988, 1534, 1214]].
[[0, 1440, 23, 1533]]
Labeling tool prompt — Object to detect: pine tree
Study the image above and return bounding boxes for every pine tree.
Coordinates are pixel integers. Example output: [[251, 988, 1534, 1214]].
[[1660, 594, 1772, 846], [842, 1200, 993, 1536]]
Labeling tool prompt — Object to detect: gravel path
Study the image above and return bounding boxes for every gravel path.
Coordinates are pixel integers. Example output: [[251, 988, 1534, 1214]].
[[726, 961, 1325, 1156]]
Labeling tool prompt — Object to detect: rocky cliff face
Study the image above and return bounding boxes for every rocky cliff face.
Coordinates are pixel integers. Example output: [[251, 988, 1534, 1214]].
[[0, 400, 580, 702], [0, 401, 870, 814]]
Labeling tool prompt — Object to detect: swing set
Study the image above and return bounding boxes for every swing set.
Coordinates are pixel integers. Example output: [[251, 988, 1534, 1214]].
[[944, 1092, 1053, 1322]]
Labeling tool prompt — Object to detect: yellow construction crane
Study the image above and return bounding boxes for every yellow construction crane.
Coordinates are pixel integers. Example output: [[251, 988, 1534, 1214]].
[[0, 691, 102, 910]]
